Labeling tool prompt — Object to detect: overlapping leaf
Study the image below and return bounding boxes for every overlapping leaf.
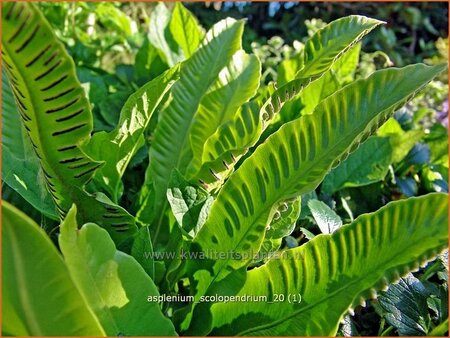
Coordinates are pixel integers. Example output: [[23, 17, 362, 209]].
[[2, 201, 105, 336], [185, 51, 261, 184], [2, 2, 101, 214], [140, 18, 244, 225], [210, 194, 448, 336], [2, 2, 138, 244], [183, 63, 446, 334], [298, 15, 383, 78], [59, 206, 177, 336]]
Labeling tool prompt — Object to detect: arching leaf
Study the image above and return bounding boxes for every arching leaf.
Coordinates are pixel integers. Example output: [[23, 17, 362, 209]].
[[210, 193, 448, 336], [191, 76, 315, 189], [298, 15, 384, 78], [265, 196, 301, 240], [185, 50, 261, 185], [2, 2, 138, 244], [183, 63, 446, 334], [2, 201, 105, 336], [2, 2, 101, 215], [139, 18, 244, 225], [59, 206, 177, 336]]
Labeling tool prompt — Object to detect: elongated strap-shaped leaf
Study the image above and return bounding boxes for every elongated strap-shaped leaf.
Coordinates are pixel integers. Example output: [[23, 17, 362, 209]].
[[141, 18, 244, 223], [2, 72, 57, 218], [182, 63, 446, 334], [83, 66, 180, 200], [210, 193, 448, 336], [2, 2, 101, 215], [188, 15, 379, 188], [59, 206, 177, 336], [190, 76, 315, 188], [185, 50, 261, 183], [298, 15, 383, 78], [2, 2, 138, 245], [2, 201, 105, 336]]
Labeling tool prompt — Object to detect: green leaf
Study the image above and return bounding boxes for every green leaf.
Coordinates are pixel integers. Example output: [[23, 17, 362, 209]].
[[148, 3, 183, 66], [183, 63, 446, 334], [59, 205, 177, 336], [265, 196, 301, 239], [279, 16, 382, 125], [167, 169, 213, 240], [2, 2, 139, 244], [185, 50, 261, 185], [131, 226, 165, 283], [253, 238, 282, 264], [134, 38, 168, 84], [139, 18, 244, 224], [378, 274, 431, 335], [278, 70, 340, 122], [298, 15, 384, 78], [2, 201, 105, 336], [321, 136, 393, 194], [377, 118, 424, 164], [2, 2, 102, 215], [84, 66, 180, 200], [2, 72, 57, 219], [210, 193, 448, 336], [277, 53, 303, 86], [95, 3, 133, 36], [308, 199, 343, 234], [331, 42, 361, 84], [169, 2, 203, 58]]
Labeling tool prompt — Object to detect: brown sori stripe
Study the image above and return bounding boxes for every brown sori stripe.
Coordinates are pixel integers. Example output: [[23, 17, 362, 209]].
[[26, 44, 52, 67], [44, 88, 75, 102], [14, 95, 27, 111], [45, 97, 80, 114], [73, 164, 102, 179], [55, 109, 84, 122], [8, 13, 30, 43], [102, 214, 123, 219], [5, 2, 17, 20], [12, 86, 26, 99], [15, 25, 40, 53], [13, 2, 24, 20], [68, 162, 90, 169], [52, 123, 86, 136], [57, 145, 77, 152], [40, 75, 68, 91], [34, 60, 62, 81], [59, 157, 84, 164], [43, 51, 59, 66]]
